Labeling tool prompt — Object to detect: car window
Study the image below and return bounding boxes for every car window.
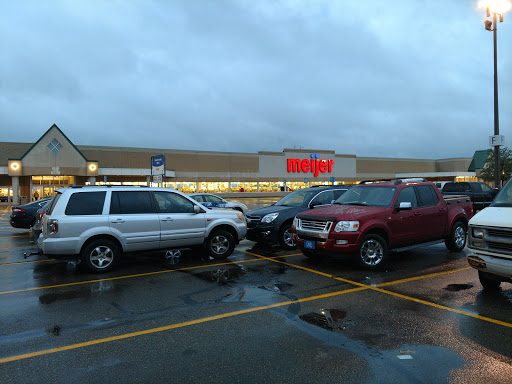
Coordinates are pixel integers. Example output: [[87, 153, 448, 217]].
[[332, 189, 348, 200], [443, 183, 467, 193], [471, 183, 482, 193], [110, 191, 155, 214], [204, 195, 223, 203], [396, 187, 418, 208], [47, 193, 61, 215], [275, 189, 319, 207], [336, 186, 397, 207], [480, 183, 492, 192], [415, 185, 438, 207], [310, 190, 334, 206], [154, 191, 195, 213], [65, 192, 106, 215], [190, 195, 204, 202]]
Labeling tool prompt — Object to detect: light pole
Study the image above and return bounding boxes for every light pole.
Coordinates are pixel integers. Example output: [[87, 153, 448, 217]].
[[481, 0, 510, 189]]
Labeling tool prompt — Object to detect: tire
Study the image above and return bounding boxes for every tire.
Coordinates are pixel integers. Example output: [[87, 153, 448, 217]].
[[81, 238, 120, 273], [279, 223, 296, 250], [445, 221, 466, 252], [478, 271, 501, 290], [358, 234, 388, 269], [206, 229, 235, 259]]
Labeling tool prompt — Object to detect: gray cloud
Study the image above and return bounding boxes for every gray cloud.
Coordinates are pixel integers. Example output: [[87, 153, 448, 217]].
[[1, 0, 510, 159]]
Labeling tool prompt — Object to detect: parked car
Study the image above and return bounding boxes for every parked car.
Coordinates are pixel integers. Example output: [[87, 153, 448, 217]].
[[467, 179, 512, 289], [31, 199, 52, 238], [9, 197, 52, 229], [189, 193, 248, 215], [293, 179, 473, 269], [246, 186, 350, 249], [37, 186, 247, 273], [442, 182, 498, 211]]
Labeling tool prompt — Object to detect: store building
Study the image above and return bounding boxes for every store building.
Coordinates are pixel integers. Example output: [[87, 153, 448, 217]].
[[0, 124, 476, 204]]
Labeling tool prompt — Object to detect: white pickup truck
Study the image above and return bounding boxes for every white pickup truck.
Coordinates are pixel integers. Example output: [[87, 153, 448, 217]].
[[467, 180, 512, 289]]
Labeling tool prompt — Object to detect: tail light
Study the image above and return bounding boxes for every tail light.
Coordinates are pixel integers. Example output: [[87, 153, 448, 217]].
[[38, 211, 46, 220], [12, 208, 26, 213], [48, 219, 58, 234]]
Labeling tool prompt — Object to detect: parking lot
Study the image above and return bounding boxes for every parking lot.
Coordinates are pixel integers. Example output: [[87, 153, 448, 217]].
[[1, 201, 511, 384]]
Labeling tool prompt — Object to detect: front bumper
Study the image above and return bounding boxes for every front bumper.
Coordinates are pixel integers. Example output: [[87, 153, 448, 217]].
[[294, 230, 361, 256], [467, 251, 512, 281], [246, 226, 279, 245]]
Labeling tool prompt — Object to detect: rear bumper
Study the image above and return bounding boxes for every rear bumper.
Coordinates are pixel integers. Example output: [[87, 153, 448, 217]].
[[38, 236, 80, 256]]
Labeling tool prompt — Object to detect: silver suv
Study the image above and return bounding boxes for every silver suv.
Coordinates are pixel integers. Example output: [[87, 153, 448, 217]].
[[38, 186, 247, 272]]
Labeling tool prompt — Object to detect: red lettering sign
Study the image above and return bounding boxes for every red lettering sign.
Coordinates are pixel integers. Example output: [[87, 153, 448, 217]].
[[286, 156, 334, 177]]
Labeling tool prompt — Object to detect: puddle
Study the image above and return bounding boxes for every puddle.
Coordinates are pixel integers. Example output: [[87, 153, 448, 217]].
[[444, 283, 474, 292], [299, 309, 350, 331]]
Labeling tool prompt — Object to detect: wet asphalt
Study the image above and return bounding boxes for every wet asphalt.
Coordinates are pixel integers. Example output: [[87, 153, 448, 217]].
[[0, 200, 511, 384]]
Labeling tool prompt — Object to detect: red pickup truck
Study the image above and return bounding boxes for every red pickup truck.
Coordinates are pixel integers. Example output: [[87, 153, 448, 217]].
[[293, 179, 473, 269]]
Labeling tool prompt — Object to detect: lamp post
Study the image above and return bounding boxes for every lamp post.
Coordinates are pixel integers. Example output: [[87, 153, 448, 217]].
[[481, 0, 511, 189]]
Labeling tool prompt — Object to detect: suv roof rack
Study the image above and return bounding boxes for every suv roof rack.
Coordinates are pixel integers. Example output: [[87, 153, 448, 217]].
[[70, 185, 142, 188], [358, 178, 427, 185]]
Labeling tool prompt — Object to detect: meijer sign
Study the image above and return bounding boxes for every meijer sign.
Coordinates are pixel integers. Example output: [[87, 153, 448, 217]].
[[287, 154, 334, 177]]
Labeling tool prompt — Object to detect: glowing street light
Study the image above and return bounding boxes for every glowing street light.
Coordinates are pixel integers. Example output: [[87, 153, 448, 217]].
[[480, 0, 511, 189]]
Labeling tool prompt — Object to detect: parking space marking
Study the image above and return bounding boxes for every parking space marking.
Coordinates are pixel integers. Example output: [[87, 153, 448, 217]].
[[0, 254, 302, 295], [245, 251, 512, 329], [0, 285, 367, 364]]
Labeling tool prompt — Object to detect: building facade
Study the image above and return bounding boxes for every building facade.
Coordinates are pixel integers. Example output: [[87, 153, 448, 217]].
[[0, 124, 476, 204]]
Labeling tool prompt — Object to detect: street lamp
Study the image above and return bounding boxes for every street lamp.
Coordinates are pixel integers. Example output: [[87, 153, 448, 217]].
[[480, 0, 511, 189]]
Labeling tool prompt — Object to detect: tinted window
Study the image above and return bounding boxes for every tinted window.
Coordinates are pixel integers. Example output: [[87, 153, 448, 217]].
[[275, 189, 319, 207], [416, 185, 439, 207], [65, 192, 106, 215], [471, 183, 482, 193], [333, 189, 348, 199], [396, 187, 418, 208], [154, 191, 195, 213], [480, 183, 492, 192], [110, 191, 154, 214], [310, 190, 335, 206], [443, 183, 469, 193]]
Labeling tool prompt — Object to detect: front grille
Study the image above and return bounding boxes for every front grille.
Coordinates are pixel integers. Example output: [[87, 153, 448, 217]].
[[487, 228, 512, 238], [488, 242, 512, 253], [246, 215, 261, 229], [300, 219, 332, 232]]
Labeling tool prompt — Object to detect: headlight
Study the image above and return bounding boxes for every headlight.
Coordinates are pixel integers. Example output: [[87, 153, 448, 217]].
[[262, 213, 279, 223], [293, 217, 299, 228], [236, 212, 245, 222], [472, 228, 484, 238], [334, 221, 359, 232]]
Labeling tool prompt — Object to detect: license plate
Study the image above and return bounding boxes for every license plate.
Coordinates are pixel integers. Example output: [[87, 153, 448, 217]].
[[304, 240, 315, 249]]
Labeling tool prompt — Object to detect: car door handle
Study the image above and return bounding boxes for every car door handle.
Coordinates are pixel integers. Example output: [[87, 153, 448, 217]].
[[111, 219, 125, 224], [414, 212, 422, 216], [161, 217, 174, 222]]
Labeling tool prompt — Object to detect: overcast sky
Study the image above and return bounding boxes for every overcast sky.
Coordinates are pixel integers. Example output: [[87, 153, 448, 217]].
[[1, 0, 511, 159]]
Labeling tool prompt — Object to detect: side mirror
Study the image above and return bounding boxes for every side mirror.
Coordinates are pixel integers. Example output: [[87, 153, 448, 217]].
[[309, 201, 322, 208], [397, 202, 412, 210], [194, 205, 204, 214], [491, 188, 499, 198]]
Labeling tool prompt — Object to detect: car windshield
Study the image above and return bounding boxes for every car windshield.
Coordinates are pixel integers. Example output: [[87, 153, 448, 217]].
[[334, 186, 397, 207], [275, 189, 320, 207], [491, 180, 512, 207]]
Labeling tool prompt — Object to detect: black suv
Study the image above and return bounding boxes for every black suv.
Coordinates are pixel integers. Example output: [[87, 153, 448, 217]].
[[246, 186, 350, 249], [442, 182, 498, 211]]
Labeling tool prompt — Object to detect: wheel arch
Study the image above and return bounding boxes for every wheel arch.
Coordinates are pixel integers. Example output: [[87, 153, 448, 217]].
[[362, 227, 389, 246], [80, 234, 123, 256], [207, 224, 239, 243]]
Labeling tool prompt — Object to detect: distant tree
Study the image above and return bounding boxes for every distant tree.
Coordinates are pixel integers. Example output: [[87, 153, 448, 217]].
[[479, 147, 512, 185]]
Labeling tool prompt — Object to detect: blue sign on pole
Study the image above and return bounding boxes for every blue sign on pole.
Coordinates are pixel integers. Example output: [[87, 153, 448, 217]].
[[151, 155, 165, 176], [304, 178, 308, 183], [330, 176, 335, 183]]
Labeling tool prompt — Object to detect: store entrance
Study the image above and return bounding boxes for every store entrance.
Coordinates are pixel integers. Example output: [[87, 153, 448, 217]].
[[31, 176, 75, 201]]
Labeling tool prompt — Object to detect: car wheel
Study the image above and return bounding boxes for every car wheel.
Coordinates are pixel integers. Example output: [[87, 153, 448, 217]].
[[358, 234, 388, 269], [279, 223, 295, 249], [478, 271, 501, 290], [81, 238, 120, 273], [445, 221, 466, 252], [207, 230, 235, 259]]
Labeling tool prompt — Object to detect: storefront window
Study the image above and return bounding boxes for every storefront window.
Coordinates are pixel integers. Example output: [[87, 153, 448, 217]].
[[0, 187, 12, 203]]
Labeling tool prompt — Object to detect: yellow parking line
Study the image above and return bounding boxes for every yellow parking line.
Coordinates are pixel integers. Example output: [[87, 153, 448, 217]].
[[0, 254, 301, 295], [0, 285, 366, 364], [245, 251, 512, 329]]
